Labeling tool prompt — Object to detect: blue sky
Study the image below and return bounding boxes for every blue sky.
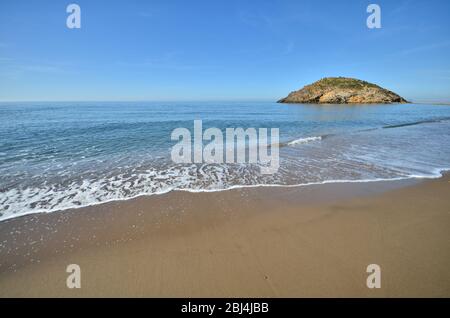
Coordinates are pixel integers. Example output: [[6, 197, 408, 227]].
[[0, 0, 449, 102]]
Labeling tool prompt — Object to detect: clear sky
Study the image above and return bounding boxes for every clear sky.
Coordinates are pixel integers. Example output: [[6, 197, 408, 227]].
[[0, 0, 449, 102]]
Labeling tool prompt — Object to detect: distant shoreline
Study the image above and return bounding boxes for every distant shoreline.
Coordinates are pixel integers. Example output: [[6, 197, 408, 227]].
[[413, 102, 450, 106]]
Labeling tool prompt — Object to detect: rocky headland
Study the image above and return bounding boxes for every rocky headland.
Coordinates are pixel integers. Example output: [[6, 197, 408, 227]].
[[278, 77, 408, 104]]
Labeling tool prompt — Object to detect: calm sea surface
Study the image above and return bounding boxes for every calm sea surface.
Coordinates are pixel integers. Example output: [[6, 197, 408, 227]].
[[1, 101, 449, 220]]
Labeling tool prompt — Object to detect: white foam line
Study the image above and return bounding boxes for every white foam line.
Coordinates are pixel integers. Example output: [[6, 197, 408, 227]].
[[287, 136, 322, 146], [1, 168, 448, 223]]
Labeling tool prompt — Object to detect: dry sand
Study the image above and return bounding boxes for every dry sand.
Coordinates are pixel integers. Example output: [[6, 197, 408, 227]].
[[0, 175, 449, 297]]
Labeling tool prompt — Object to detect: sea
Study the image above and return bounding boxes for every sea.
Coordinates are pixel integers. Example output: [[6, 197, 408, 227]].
[[1, 101, 449, 221]]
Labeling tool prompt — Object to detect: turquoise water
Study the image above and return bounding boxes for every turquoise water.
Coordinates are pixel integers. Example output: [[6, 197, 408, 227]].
[[1, 101, 449, 220]]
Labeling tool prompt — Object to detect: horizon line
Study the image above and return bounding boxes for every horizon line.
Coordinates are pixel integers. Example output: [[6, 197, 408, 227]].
[[0, 98, 279, 103]]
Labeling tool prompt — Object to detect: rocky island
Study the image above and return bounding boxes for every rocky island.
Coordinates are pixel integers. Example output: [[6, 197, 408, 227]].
[[278, 77, 408, 104]]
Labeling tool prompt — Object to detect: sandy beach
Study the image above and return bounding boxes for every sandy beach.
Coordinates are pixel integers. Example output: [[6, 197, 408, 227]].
[[0, 175, 449, 297]]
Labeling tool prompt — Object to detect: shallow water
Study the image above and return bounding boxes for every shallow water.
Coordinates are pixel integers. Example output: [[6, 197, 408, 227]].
[[1, 101, 449, 220]]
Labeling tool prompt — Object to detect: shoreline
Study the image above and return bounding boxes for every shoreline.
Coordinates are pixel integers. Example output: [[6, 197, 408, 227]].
[[1, 170, 447, 223], [0, 174, 449, 297]]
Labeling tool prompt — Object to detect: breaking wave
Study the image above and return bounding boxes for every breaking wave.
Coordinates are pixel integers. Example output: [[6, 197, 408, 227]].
[[287, 136, 322, 146]]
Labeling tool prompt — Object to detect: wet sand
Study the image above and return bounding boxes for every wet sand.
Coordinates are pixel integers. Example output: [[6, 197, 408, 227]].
[[0, 175, 449, 297]]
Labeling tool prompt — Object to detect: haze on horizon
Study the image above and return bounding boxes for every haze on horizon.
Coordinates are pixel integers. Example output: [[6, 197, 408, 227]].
[[0, 0, 449, 103]]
